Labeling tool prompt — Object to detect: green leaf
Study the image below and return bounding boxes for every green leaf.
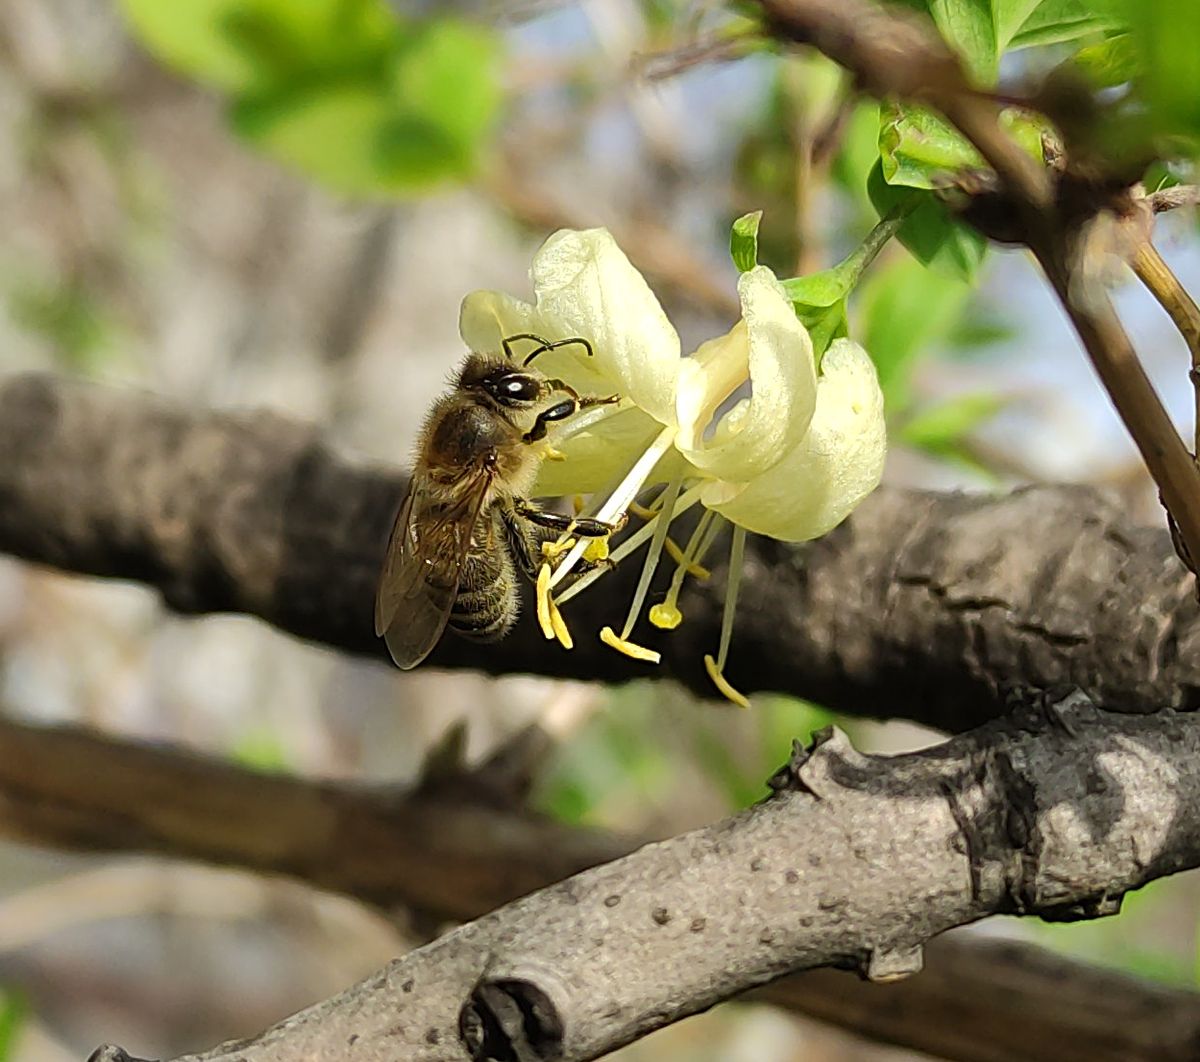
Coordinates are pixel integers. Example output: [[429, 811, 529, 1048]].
[[879, 101, 1045, 190], [929, 0, 998, 83], [899, 392, 1006, 451], [0, 990, 26, 1062], [118, 0, 267, 92], [854, 251, 973, 408], [388, 19, 501, 166], [868, 162, 987, 281], [730, 210, 762, 273], [1072, 32, 1139, 88], [1122, 0, 1200, 139], [1008, 0, 1124, 49], [120, 1, 502, 196], [796, 299, 849, 357], [879, 101, 983, 189], [831, 100, 883, 220], [992, 0, 1046, 51]]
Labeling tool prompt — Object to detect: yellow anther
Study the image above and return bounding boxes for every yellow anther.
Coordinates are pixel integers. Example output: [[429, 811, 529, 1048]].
[[628, 500, 659, 521], [536, 564, 556, 641], [541, 536, 577, 561], [703, 654, 751, 709], [548, 599, 574, 649], [599, 626, 661, 664], [648, 603, 682, 630], [583, 536, 610, 562], [543, 443, 567, 461], [663, 536, 711, 578], [572, 494, 586, 515]]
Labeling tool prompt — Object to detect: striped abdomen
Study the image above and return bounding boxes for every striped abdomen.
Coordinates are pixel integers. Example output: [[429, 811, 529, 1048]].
[[448, 509, 520, 642]]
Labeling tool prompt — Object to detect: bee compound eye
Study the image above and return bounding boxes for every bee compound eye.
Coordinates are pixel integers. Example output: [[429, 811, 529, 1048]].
[[496, 374, 541, 403]]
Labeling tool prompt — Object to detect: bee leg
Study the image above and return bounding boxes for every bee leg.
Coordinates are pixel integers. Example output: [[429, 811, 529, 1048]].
[[543, 381, 621, 411], [523, 398, 577, 444], [498, 501, 542, 579], [512, 500, 615, 538]]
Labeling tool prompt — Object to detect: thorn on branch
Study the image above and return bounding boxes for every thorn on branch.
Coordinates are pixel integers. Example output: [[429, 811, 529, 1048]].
[[863, 943, 925, 983], [87, 1048, 158, 1062], [1039, 891, 1124, 924], [766, 725, 866, 799]]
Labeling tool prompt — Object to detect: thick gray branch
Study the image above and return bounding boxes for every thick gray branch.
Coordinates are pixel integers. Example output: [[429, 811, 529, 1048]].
[[1, 372, 1196, 732], [89, 691, 1200, 1061], [6, 711, 1194, 1062]]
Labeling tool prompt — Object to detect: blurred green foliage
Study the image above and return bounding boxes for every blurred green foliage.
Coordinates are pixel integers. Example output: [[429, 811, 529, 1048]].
[[0, 990, 26, 1062], [118, 0, 502, 195], [536, 686, 835, 825]]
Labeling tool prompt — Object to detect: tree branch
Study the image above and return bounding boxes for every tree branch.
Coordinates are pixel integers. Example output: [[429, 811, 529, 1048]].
[[10, 712, 1196, 1062], [3, 371, 1199, 733], [754, 0, 1200, 588], [81, 690, 1200, 1061]]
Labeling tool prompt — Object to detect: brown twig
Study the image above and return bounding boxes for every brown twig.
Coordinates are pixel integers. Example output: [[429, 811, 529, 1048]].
[[1149, 184, 1200, 213], [753, 0, 1200, 582], [1132, 240, 1200, 455]]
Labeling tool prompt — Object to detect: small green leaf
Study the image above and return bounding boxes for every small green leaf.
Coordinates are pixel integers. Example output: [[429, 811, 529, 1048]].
[[0, 990, 26, 1062], [899, 392, 1006, 451], [1072, 32, 1139, 88], [992, 0, 1046, 51], [1123, 0, 1200, 139], [730, 210, 763, 273], [118, 0, 265, 92], [1008, 0, 1124, 49], [854, 251, 973, 408], [879, 101, 983, 189], [796, 298, 849, 358], [868, 162, 987, 281], [929, 0, 998, 83]]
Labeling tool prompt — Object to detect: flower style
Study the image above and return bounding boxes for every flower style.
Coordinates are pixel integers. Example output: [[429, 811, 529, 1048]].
[[460, 228, 887, 706]]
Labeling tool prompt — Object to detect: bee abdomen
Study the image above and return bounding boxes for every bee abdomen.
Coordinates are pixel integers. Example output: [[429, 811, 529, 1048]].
[[449, 548, 519, 643]]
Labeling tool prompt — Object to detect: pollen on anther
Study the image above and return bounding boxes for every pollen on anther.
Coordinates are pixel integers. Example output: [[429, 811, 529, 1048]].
[[600, 626, 661, 664]]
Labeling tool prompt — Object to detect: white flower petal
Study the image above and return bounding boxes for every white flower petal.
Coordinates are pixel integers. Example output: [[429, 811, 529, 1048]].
[[459, 290, 612, 396], [677, 266, 817, 482], [531, 407, 663, 496], [704, 339, 885, 542], [531, 229, 680, 425]]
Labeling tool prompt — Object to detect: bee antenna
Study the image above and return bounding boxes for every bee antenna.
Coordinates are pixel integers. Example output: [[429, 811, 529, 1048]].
[[520, 336, 594, 366]]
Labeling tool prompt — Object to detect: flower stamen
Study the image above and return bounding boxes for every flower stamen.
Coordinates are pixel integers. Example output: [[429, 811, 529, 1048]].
[[619, 473, 684, 640], [549, 425, 678, 590], [650, 509, 720, 630], [554, 484, 703, 607], [600, 626, 661, 663], [703, 523, 750, 708]]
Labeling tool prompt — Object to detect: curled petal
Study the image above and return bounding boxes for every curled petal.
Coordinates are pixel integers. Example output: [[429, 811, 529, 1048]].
[[531, 406, 663, 496], [703, 339, 885, 542], [532, 229, 680, 425], [677, 266, 817, 482], [458, 290, 611, 396]]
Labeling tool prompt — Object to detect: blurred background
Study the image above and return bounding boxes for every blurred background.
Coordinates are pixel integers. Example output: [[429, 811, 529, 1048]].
[[0, 0, 1198, 1059]]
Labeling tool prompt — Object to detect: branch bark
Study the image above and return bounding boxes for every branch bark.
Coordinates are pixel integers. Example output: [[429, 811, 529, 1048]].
[[79, 690, 1200, 1061], [3, 371, 1200, 733], [3, 711, 1195, 1061]]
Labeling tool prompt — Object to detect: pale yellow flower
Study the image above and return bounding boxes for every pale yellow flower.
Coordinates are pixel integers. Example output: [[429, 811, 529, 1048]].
[[461, 228, 886, 705]]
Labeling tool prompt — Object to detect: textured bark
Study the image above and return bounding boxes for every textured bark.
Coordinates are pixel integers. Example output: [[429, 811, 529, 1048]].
[[2, 372, 1197, 733], [82, 691, 1200, 1061], [8, 712, 1198, 1062]]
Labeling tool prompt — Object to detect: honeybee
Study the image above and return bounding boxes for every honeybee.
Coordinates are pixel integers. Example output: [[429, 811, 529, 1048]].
[[375, 333, 617, 669]]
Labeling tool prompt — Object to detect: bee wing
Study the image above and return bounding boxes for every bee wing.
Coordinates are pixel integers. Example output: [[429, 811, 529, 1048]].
[[374, 469, 494, 669]]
